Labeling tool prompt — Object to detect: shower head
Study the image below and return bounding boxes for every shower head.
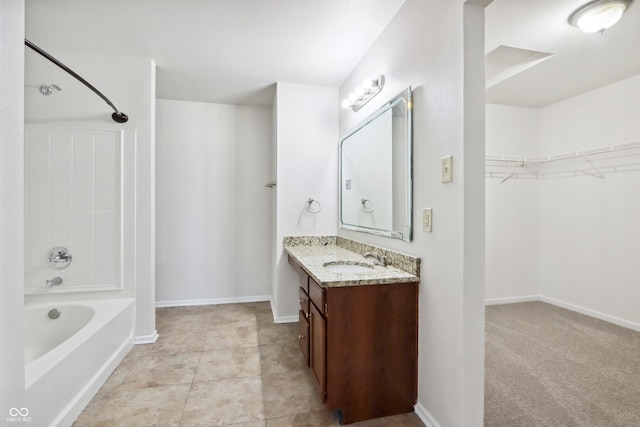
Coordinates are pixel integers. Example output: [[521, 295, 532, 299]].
[[39, 84, 62, 96], [112, 112, 129, 123], [26, 39, 131, 124]]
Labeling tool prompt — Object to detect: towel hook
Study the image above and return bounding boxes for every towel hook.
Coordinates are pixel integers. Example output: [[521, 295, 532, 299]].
[[360, 198, 376, 213], [305, 198, 321, 214]]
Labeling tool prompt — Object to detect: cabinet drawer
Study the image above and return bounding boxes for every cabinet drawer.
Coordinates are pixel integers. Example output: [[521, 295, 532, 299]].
[[309, 277, 325, 315], [299, 274, 309, 293], [299, 287, 310, 314]]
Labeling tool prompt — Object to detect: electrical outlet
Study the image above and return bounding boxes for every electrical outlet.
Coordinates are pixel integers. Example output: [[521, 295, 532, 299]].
[[441, 155, 452, 183], [423, 208, 432, 232]]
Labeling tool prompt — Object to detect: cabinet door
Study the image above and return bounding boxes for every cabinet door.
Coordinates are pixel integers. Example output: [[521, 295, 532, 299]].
[[310, 302, 327, 401], [298, 310, 310, 366]]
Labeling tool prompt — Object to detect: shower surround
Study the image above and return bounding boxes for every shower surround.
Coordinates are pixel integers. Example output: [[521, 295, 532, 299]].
[[25, 127, 122, 294]]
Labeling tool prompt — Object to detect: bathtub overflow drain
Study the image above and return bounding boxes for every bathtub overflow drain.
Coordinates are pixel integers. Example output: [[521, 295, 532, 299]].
[[48, 308, 61, 319]]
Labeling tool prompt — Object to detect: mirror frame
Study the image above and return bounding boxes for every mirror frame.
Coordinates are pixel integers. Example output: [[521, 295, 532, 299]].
[[339, 87, 413, 241]]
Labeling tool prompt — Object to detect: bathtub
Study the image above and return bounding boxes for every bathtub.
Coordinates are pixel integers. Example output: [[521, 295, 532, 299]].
[[24, 297, 135, 427]]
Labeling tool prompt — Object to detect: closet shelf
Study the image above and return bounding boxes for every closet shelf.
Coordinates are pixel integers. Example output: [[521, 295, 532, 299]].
[[486, 141, 640, 182]]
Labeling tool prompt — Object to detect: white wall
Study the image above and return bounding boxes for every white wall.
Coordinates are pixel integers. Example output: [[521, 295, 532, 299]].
[[538, 74, 640, 154], [24, 48, 157, 341], [155, 100, 273, 304], [537, 74, 640, 329], [273, 83, 338, 321], [0, 0, 26, 417], [486, 73, 640, 330], [485, 105, 540, 301], [338, 1, 486, 425]]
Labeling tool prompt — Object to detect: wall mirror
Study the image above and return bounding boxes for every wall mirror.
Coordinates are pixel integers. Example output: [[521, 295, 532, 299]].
[[339, 87, 412, 241]]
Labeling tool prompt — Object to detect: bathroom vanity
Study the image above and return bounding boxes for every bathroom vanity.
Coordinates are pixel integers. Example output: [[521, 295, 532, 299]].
[[285, 236, 420, 425]]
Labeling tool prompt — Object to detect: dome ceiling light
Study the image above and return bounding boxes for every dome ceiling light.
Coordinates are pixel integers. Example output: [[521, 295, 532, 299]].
[[568, 0, 632, 33]]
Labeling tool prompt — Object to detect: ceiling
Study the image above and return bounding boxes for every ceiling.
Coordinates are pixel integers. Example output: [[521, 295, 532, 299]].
[[25, 0, 405, 105], [25, 1, 640, 109], [486, 0, 640, 108]]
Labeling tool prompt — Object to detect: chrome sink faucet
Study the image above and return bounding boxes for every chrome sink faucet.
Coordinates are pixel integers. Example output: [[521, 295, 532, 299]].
[[363, 251, 390, 267]]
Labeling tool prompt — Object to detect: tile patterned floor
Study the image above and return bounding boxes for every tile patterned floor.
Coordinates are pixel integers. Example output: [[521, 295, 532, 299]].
[[73, 302, 424, 427]]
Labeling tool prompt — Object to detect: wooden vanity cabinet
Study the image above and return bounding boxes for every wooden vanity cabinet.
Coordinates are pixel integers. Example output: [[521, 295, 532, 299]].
[[298, 286, 310, 366], [325, 282, 418, 424], [309, 277, 325, 314], [309, 300, 327, 400], [299, 273, 419, 424]]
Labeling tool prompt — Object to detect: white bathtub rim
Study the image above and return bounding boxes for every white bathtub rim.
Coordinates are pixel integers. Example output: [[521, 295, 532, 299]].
[[53, 329, 133, 427], [25, 297, 135, 389]]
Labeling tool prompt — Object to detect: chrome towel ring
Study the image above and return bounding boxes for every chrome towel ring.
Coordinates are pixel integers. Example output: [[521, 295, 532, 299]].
[[305, 198, 321, 214], [360, 198, 376, 213]]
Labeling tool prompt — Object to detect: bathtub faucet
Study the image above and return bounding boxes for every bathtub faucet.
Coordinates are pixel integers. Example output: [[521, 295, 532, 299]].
[[46, 276, 63, 287]]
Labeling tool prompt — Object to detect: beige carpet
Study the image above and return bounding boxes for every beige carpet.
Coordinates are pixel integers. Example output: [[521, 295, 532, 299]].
[[485, 301, 640, 427]]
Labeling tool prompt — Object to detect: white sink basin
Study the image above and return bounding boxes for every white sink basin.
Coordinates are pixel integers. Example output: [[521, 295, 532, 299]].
[[322, 262, 375, 273]]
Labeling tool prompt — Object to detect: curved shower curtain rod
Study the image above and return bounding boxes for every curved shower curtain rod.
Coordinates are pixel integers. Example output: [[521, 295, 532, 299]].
[[25, 38, 129, 123]]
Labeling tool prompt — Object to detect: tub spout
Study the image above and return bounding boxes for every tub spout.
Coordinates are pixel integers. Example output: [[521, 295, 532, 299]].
[[46, 276, 63, 287]]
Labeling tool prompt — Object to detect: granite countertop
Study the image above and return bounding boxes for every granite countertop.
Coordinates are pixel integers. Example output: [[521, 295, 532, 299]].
[[284, 237, 420, 288]]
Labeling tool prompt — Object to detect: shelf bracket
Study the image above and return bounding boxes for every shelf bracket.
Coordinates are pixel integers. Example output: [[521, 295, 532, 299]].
[[582, 158, 604, 179], [500, 159, 537, 183]]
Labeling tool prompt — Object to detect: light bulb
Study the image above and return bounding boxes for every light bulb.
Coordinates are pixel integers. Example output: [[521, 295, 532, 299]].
[[341, 99, 352, 108], [348, 93, 358, 103], [355, 86, 366, 96], [362, 79, 373, 89]]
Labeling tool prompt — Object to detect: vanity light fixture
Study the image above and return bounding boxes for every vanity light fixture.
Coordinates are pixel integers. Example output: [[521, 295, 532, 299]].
[[568, 0, 632, 33], [341, 75, 385, 112]]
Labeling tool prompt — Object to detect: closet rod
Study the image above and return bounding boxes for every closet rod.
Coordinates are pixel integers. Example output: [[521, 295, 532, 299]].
[[540, 142, 640, 163], [486, 141, 640, 164], [25, 38, 129, 123]]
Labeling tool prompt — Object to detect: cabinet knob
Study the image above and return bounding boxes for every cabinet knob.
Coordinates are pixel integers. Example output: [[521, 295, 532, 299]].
[[306, 312, 311, 319], [298, 334, 305, 339], [299, 299, 304, 304]]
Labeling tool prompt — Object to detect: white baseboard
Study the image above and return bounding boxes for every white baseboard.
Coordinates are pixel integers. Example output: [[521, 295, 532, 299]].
[[155, 295, 271, 308], [134, 330, 159, 344], [540, 295, 640, 333], [273, 315, 298, 324], [414, 402, 441, 427], [268, 296, 297, 323], [485, 295, 539, 306], [486, 294, 640, 333]]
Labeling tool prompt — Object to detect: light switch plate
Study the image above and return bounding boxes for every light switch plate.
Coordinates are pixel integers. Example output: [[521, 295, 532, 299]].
[[423, 208, 432, 232], [441, 155, 453, 183]]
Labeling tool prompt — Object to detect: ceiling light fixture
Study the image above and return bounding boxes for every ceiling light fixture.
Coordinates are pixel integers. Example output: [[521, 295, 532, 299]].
[[341, 75, 385, 112], [568, 0, 632, 33]]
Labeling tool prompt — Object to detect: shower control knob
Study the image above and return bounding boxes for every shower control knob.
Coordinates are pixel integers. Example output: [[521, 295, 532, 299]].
[[48, 247, 72, 269]]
